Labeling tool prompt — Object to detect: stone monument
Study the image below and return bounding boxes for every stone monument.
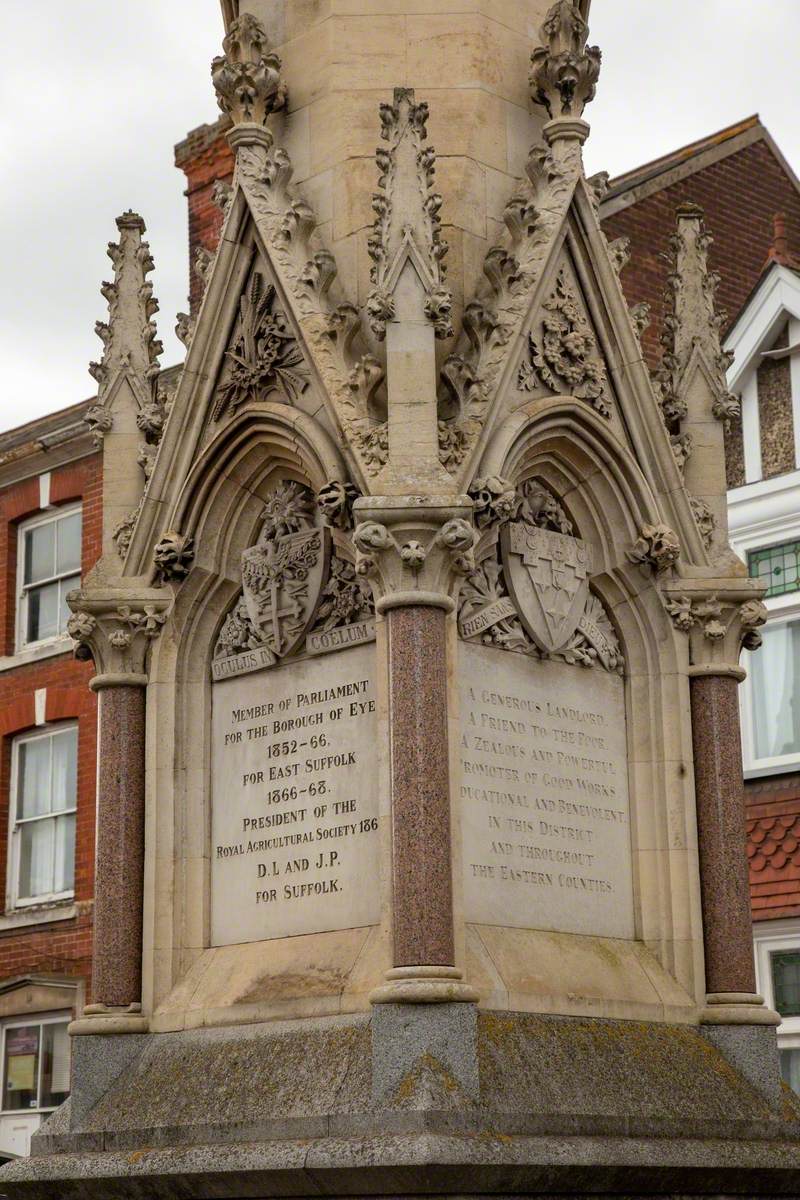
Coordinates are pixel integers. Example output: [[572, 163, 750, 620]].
[[5, 2, 800, 1195]]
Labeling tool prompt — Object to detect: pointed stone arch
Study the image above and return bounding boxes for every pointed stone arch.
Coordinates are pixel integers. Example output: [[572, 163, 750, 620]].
[[140, 404, 359, 1017], [466, 396, 704, 1004]]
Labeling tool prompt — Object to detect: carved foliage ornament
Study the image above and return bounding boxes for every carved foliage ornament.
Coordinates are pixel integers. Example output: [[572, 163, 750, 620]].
[[154, 532, 195, 583], [664, 593, 767, 652], [67, 603, 168, 672], [213, 272, 309, 421], [529, 0, 602, 123], [353, 518, 476, 582], [690, 496, 715, 549], [211, 12, 287, 127], [316, 480, 359, 531], [459, 478, 622, 673], [354, 422, 389, 476], [518, 269, 611, 417]]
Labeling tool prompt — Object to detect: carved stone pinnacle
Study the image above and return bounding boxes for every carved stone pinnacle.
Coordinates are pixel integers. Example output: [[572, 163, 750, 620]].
[[211, 12, 287, 128], [530, 0, 601, 134]]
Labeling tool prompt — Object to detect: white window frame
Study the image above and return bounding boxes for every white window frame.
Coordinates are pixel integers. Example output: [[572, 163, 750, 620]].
[[7, 724, 78, 911], [729, 512, 800, 777], [754, 920, 800, 1055], [0, 1013, 71, 1115], [15, 504, 81, 654], [740, 593, 800, 777]]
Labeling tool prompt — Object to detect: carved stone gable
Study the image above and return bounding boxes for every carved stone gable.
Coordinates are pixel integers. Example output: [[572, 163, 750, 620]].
[[213, 271, 309, 421], [459, 478, 622, 672]]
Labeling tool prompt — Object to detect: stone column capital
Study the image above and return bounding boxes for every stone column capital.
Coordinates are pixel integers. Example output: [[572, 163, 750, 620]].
[[662, 580, 767, 677], [66, 586, 171, 687], [352, 495, 475, 613]]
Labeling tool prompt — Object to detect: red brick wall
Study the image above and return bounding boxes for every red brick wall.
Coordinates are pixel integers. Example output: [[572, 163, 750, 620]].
[[0, 452, 102, 1002], [175, 121, 234, 316], [603, 139, 800, 369]]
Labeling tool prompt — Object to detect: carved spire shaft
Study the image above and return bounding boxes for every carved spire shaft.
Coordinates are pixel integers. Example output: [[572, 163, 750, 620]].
[[85, 212, 166, 566], [88, 212, 162, 398], [367, 88, 454, 492], [656, 204, 740, 560]]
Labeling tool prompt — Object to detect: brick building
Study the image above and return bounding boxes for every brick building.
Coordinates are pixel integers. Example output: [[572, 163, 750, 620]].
[[0, 402, 100, 1158]]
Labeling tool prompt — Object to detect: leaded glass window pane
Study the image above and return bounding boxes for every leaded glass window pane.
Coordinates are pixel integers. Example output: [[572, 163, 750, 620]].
[[772, 951, 800, 1017], [748, 540, 800, 598]]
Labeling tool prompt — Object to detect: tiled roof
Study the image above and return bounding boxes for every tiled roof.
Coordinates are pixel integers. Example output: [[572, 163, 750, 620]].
[[747, 795, 800, 919], [605, 115, 761, 201]]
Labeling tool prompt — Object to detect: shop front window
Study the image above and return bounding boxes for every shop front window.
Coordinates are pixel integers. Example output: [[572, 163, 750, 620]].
[[1, 1020, 70, 1113]]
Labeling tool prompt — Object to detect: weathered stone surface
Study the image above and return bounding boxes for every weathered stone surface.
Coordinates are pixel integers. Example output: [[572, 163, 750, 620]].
[[211, 643, 379, 944], [6, 1012, 800, 1197], [460, 642, 634, 939], [372, 1002, 479, 1107]]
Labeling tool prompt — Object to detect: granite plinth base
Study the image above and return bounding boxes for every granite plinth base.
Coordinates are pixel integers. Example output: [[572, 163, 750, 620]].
[[2, 1008, 800, 1198]]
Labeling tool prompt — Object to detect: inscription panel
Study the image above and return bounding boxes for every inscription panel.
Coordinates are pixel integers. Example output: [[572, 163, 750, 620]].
[[211, 644, 379, 946], [460, 642, 634, 939]]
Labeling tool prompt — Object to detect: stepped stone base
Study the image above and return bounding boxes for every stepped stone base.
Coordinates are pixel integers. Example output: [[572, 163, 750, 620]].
[[2, 1007, 800, 1198]]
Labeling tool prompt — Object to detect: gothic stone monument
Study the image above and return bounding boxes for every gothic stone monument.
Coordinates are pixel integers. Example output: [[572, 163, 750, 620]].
[[5, 2, 800, 1196]]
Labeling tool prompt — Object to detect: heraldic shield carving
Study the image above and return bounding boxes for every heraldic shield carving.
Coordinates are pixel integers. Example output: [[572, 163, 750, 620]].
[[240, 482, 331, 660], [501, 522, 593, 655]]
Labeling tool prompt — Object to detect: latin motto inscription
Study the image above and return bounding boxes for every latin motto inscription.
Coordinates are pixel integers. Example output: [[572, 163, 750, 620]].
[[211, 643, 379, 945], [459, 642, 635, 939]]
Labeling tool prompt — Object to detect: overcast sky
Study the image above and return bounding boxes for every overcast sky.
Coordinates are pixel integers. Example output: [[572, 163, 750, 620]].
[[2, 1, 799, 432]]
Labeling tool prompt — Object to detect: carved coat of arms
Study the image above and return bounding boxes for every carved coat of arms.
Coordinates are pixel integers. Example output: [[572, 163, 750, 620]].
[[501, 521, 592, 655], [239, 483, 330, 659]]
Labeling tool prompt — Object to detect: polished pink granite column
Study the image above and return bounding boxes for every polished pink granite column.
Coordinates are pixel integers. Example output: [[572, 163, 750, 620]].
[[387, 605, 455, 967], [690, 673, 757, 996], [91, 683, 147, 1008]]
